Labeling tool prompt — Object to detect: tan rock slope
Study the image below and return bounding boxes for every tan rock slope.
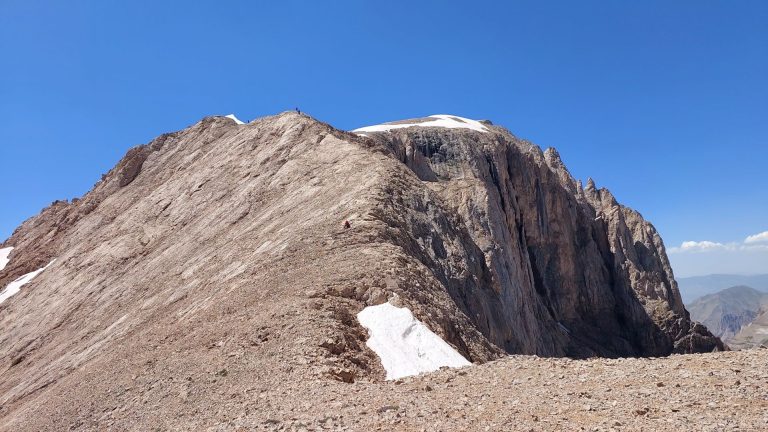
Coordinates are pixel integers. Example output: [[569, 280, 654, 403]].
[[0, 112, 726, 430]]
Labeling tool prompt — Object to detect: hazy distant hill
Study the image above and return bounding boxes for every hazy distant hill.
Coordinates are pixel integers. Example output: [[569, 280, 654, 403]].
[[678, 274, 768, 303], [687, 286, 768, 343]]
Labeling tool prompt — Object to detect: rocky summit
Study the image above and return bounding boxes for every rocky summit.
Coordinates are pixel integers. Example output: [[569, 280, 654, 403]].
[[0, 112, 739, 431]]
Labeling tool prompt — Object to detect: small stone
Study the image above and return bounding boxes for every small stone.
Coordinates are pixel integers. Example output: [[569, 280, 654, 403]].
[[377, 405, 398, 414]]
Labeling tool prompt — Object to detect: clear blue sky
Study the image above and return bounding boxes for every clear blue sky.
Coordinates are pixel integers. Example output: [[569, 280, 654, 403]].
[[1, 1, 766, 276]]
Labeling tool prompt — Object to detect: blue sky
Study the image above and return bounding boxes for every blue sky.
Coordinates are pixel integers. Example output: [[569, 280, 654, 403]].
[[1, 1, 766, 276]]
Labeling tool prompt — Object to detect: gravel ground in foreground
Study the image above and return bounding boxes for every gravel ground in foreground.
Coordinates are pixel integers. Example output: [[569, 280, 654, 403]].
[[252, 349, 768, 432]]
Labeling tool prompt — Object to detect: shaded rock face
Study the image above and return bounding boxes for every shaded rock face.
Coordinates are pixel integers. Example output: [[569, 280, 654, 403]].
[[370, 126, 723, 356], [0, 112, 723, 430]]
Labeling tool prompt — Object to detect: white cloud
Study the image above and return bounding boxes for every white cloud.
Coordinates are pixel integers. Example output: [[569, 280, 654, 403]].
[[668, 230, 768, 276], [669, 231, 768, 254], [668, 240, 730, 253], [745, 230, 768, 244]]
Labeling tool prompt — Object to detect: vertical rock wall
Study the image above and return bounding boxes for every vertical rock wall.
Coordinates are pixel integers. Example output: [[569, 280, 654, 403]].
[[371, 126, 723, 357]]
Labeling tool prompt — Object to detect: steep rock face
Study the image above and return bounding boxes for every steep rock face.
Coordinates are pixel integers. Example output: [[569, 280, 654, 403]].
[[366, 124, 723, 356], [0, 112, 723, 430]]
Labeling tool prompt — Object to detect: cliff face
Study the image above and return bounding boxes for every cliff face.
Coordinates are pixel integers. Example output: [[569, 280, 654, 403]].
[[365, 122, 722, 356], [0, 112, 722, 430]]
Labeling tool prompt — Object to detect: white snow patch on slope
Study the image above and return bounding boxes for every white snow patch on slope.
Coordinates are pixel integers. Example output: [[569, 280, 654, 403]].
[[225, 114, 245, 125], [0, 259, 55, 305], [0, 247, 12, 271], [357, 302, 471, 380], [353, 114, 489, 134]]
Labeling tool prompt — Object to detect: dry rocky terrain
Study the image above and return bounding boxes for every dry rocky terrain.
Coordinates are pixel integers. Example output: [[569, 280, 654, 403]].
[[0, 112, 750, 431], [11, 347, 767, 431], [228, 349, 768, 432]]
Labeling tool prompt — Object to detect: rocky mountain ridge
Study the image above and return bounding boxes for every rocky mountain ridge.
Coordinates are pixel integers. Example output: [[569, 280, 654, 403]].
[[0, 112, 723, 430]]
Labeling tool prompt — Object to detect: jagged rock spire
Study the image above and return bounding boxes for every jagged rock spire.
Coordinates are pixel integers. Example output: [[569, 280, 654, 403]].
[[586, 177, 596, 191]]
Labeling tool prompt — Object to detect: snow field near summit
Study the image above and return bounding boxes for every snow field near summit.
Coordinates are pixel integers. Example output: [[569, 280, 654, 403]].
[[224, 114, 245, 125], [0, 259, 56, 305], [357, 302, 471, 380], [0, 247, 12, 271], [353, 114, 489, 134]]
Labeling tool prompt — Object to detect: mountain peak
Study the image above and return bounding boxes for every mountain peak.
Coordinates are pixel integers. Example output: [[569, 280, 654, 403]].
[[0, 110, 724, 430], [720, 285, 764, 296]]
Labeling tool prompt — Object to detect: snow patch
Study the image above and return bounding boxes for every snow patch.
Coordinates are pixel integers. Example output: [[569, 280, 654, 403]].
[[357, 302, 471, 380], [0, 247, 12, 271], [0, 259, 56, 305], [225, 114, 245, 125], [353, 114, 489, 134]]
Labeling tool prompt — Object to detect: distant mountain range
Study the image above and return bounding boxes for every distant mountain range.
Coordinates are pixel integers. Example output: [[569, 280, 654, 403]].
[[678, 274, 768, 303], [683, 275, 768, 349], [687, 286, 768, 348]]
